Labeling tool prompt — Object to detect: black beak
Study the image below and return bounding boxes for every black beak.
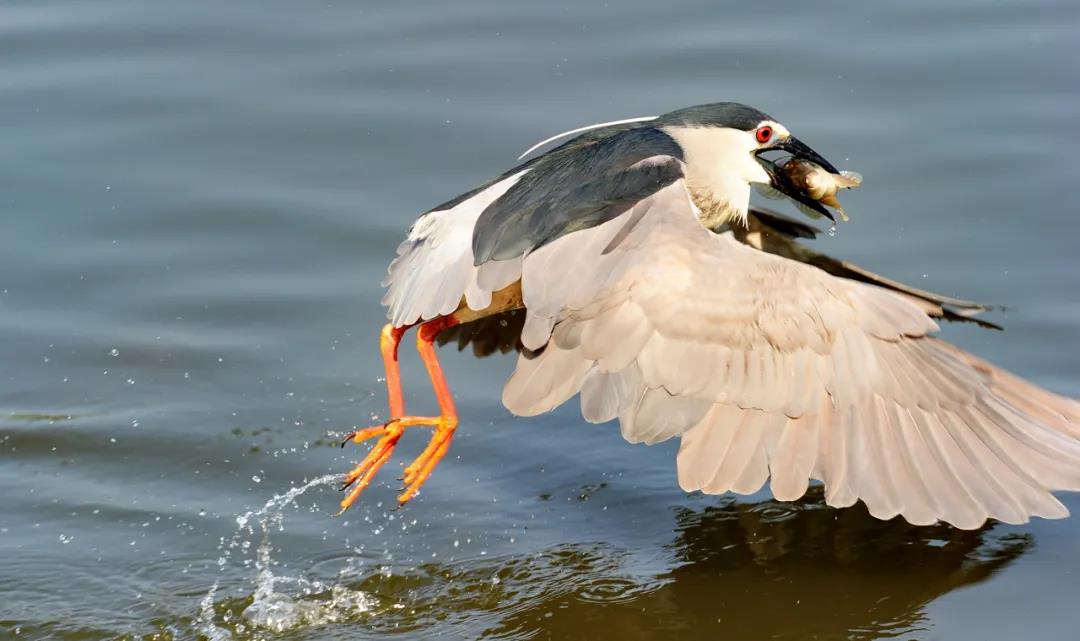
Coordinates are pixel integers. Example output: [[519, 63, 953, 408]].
[[755, 136, 840, 222], [771, 136, 839, 173]]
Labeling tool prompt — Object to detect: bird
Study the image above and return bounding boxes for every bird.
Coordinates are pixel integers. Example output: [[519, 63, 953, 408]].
[[338, 101, 1080, 529]]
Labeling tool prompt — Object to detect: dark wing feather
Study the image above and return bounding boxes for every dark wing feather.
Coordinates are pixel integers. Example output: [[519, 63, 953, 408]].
[[472, 126, 684, 264], [742, 208, 1000, 329], [747, 206, 822, 239]]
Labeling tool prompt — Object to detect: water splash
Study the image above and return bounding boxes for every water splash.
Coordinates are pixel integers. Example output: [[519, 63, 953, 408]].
[[196, 474, 375, 638], [198, 583, 229, 641]]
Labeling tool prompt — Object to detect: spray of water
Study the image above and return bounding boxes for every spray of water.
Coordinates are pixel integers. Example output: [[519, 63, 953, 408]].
[[196, 474, 375, 638]]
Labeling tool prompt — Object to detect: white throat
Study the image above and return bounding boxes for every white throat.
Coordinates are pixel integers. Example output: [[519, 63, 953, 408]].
[[661, 126, 769, 229]]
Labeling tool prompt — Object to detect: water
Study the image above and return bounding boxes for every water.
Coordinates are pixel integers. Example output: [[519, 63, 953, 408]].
[[196, 475, 374, 639], [1, 0, 1079, 639]]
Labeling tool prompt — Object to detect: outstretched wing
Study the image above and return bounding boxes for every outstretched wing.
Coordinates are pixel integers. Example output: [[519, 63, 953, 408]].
[[502, 178, 1080, 529]]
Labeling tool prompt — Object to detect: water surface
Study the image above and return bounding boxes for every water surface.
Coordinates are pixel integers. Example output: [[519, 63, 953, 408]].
[[2, 0, 1079, 639]]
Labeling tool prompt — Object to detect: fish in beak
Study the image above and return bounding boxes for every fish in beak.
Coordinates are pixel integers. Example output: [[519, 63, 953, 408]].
[[755, 137, 861, 222]]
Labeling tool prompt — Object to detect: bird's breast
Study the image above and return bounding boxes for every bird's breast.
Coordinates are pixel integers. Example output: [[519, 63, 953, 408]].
[[689, 186, 748, 231]]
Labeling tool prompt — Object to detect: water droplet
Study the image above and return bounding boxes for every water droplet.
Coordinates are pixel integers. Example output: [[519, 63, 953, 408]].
[[252, 475, 262, 483], [109, 348, 120, 357], [827, 224, 837, 237]]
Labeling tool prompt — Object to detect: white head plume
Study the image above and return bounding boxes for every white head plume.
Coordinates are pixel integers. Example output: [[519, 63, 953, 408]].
[[517, 116, 658, 161]]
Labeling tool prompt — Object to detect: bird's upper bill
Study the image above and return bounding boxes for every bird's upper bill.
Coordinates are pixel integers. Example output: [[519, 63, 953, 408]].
[[753, 136, 843, 222]]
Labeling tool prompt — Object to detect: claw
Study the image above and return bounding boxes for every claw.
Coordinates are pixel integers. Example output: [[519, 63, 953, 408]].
[[341, 423, 400, 449], [398, 423, 456, 505], [337, 416, 451, 513], [401, 421, 455, 487], [337, 422, 406, 513]]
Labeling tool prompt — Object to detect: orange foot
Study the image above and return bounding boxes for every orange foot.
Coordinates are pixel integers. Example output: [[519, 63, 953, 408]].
[[338, 415, 457, 511], [338, 317, 460, 513]]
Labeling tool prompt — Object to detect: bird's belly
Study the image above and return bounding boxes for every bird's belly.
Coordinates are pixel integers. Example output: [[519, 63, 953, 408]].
[[453, 279, 523, 324]]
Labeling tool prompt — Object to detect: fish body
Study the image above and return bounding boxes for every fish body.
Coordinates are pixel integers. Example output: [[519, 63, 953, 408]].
[[779, 158, 861, 221], [756, 157, 862, 222]]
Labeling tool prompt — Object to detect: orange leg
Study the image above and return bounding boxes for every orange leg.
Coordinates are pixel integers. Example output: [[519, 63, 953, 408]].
[[398, 318, 460, 503], [380, 323, 408, 418], [339, 316, 460, 513]]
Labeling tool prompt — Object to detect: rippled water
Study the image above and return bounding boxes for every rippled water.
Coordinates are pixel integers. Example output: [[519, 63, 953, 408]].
[[2, 0, 1079, 639]]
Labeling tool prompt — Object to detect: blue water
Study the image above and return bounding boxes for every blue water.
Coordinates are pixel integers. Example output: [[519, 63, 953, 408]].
[[2, 1, 1079, 639]]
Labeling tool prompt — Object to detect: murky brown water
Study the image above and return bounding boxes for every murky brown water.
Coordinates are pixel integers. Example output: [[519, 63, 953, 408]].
[[2, 0, 1079, 639]]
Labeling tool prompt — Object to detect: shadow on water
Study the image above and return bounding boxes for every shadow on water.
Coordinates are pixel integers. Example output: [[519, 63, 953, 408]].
[[189, 487, 1030, 641]]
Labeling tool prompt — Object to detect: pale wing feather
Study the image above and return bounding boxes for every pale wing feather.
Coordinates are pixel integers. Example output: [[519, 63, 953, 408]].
[[580, 302, 653, 372], [382, 171, 527, 327], [626, 388, 711, 445], [731, 410, 786, 494], [879, 401, 939, 525], [579, 366, 644, 424], [768, 412, 819, 502], [676, 405, 744, 491], [503, 178, 1080, 529], [501, 345, 592, 417]]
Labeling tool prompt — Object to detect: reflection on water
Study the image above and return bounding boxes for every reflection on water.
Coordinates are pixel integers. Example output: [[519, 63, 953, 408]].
[[478, 489, 1029, 641], [191, 488, 1028, 641], [657, 490, 1030, 640]]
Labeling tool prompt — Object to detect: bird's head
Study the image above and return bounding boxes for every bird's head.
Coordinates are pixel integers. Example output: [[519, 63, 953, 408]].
[[657, 102, 840, 228]]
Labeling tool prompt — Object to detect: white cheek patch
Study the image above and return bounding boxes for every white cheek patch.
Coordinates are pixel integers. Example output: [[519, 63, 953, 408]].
[[745, 156, 771, 184], [661, 125, 762, 223]]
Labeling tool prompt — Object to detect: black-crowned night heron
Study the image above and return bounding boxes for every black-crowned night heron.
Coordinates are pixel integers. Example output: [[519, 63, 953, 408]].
[[339, 102, 1080, 529]]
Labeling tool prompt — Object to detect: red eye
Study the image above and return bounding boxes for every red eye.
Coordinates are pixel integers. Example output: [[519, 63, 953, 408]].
[[755, 126, 773, 144]]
